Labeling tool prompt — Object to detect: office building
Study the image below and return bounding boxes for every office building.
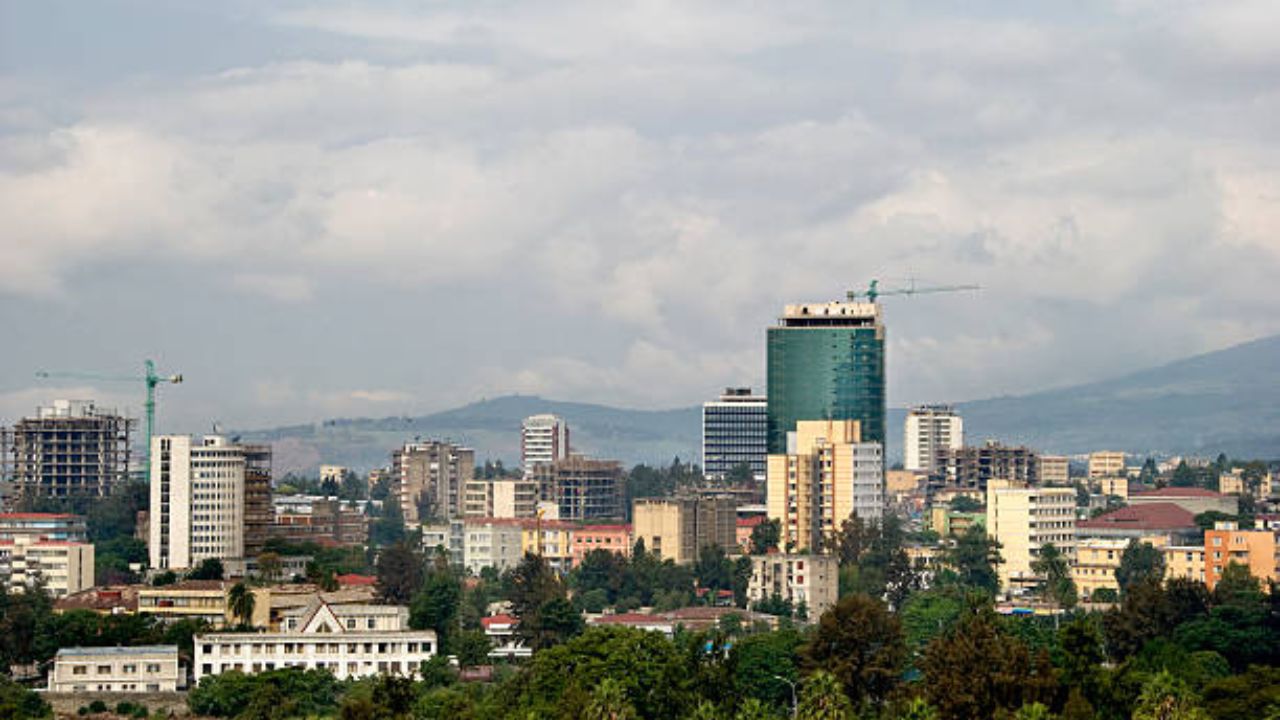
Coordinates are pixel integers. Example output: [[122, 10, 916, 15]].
[[150, 435, 262, 571], [137, 580, 268, 628], [903, 405, 963, 473], [533, 456, 624, 522], [766, 299, 885, 453], [1088, 451, 1126, 479], [0, 512, 87, 543], [0, 535, 94, 598], [49, 646, 181, 693], [463, 478, 540, 519], [1205, 522, 1277, 590], [522, 519, 576, 572], [1039, 455, 1070, 486], [194, 602, 437, 681], [933, 441, 1039, 491], [1, 400, 135, 506], [748, 554, 839, 618], [985, 480, 1076, 593], [767, 419, 884, 553], [521, 415, 570, 477], [393, 440, 475, 526], [702, 388, 768, 480], [633, 494, 737, 564]]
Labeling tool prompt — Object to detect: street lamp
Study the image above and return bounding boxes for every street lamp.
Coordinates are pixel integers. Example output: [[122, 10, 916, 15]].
[[772, 674, 797, 718]]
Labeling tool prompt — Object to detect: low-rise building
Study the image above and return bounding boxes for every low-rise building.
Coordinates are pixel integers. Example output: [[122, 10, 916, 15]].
[[570, 524, 632, 565], [463, 479, 540, 519], [0, 536, 94, 598], [1164, 544, 1206, 584], [0, 512, 88, 542], [137, 580, 269, 629], [1039, 456, 1070, 486], [634, 494, 738, 564], [1205, 522, 1277, 590], [48, 646, 181, 693], [1088, 451, 1126, 479], [195, 601, 436, 681], [522, 520, 575, 572], [1127, 487, 1237, 517], [1098, 477, 1129, 500], [747, 554, 838, 618], [1076, 503, 1200, 546], [270, 496, 368, 547], [461, 518, 524, 574], [481, 614, 529, 659], [928, 506, 985, 538], [1072, 538, 1134, 599]]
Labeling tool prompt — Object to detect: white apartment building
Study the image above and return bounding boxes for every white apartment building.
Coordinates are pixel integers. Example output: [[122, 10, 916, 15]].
[[150, 435, 247, 571], [461, 518, 524, 574], [463, 479, 539, 518], [195, 601, 436, 682], [903, 405, 963, 473], [748, 554, 839, 617], [49, 646, 181, 693], [521, 414, 569, 477], [986, 480, 1077, 593], [767, 420, 884, 553], [0, 535, 94, 598]]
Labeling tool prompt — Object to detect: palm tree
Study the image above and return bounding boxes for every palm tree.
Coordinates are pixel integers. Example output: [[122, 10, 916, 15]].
[[228, 582, 256, 628]]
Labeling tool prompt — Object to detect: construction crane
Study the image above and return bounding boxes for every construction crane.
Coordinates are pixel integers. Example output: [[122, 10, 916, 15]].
[[846, 278, 981, 303], [35, 359, 183, 483]]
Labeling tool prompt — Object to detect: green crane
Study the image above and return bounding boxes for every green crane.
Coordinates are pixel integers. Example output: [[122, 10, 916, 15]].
[[35, 359, 183, 483], [846, 278, 981, 303]]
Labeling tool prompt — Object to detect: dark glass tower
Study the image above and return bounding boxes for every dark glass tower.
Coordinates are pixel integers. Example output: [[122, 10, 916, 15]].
[[766, 301, 885, 453]]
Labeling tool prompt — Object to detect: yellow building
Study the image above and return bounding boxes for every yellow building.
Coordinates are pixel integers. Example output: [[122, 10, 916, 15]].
[[1099, 476, 1129, 500], [137, 580, 269, 628], [521, 520, 575, 572], [1040, 455, 1070, 486], [986, 480, 1077, 592], [1073, 538, 1127, 598], [1205, 522, 1277, 590], [1219, 469, 1245, 496], [1088, 451, 1126, 479], [928, 506, 984, 537], [632, 496, 736, 564], [767, 419, 883, 553], [1164, 544, 1206, 584]]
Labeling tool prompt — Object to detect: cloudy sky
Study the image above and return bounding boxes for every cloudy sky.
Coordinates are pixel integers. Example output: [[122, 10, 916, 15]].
[[2, 1, 1278, 433]]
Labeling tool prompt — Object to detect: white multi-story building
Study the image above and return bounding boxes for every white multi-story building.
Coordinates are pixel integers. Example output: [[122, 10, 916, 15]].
[[904, 405, 963, 473], [150, 435, 248, 571], [986, 479, 1077, 593], [49, 646, 181, 693], [702, 388, 768, 480], [0, 535, 94, 598], [461, 518, 524, 574], [748, 554, 838, 617], [521, 415, 569, 477], [195, 601, 436, 682]]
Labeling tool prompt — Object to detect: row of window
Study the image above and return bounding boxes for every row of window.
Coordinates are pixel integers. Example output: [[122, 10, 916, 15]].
[[70, 663, 164, 675]]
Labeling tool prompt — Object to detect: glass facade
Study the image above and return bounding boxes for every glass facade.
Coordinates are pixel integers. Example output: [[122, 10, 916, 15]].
[[766, 324, 885, 453], [702, 393, 768, 478]]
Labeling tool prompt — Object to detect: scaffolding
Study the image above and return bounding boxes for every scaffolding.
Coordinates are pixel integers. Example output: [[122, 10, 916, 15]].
[[1, 400, 136, 509]]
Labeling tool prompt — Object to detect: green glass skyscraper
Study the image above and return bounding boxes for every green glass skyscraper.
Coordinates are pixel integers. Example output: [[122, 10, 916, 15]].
[[766, 300, 885, 453]]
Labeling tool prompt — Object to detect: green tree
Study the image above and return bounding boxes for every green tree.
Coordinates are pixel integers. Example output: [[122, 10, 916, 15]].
[[899, 589, 966, 652], [0, 675, 50, 719], [800, 593, 906, 706], [585, 677, 639, 720], [731, 625, 803, 711], [1012, 703, 1052, 720], [531, 596, 585, 649], [1031, 542, 1078, 608], [188, 557, 225, 581], [256, 552, 283, 582], [749, 519, 781, 555], [939, 525, 1002, 595], [409, 556, 461, 653], [1116, 540, 1165, 595], [1132, 671, 1211, 720], [796, 671, 853, 720], [895, 697, 939, 720], [733, 698, 776, 720], [227, 582, 256, 627], [452, 629, 492, 668], [375, 542, 423, 605]]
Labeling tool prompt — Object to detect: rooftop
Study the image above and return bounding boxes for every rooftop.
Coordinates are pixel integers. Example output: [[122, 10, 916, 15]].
[[1130, 487, 1223, 498], [0, 513, 83, 521], [56, 645, 177, 657], [1077, 502, 1197, 531]]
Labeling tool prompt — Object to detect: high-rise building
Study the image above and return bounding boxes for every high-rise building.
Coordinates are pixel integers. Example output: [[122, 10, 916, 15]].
[[766, 300, 885, 454], [393, 441, 475, 527], [463, 478, 540, 519], [702, 388, 768, 480], [985, 479, 1076, 593], [521, 415, 569, 477], [532, 456, 624, 522], [632, 494, 738, 564], [933, 441, 1040, 491], [903, 405, 963, 473], [242, 444, 272, 558], [150, 435, 262, 571], [2, 400, 135, 506], [767, 419, 884, 553]]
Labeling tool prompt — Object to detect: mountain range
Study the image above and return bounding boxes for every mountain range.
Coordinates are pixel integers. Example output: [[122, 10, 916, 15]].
[[239, 334, 1280, 475]]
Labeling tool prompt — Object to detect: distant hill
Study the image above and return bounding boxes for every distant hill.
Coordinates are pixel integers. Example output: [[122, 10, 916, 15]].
[[241, 334, 1280, 475]]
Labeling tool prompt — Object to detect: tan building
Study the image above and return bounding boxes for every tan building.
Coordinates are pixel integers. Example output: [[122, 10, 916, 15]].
[[1088, 451, 1126, 479], [1164, 544, 1206, 584], [1128, 487, 1237, 517], [1219, 469, 1245, 496], [986, 480, 1076, 592], [1072, 538, 1136, 599], [633, 495, 737, 564], [928, 506, 984, 538], [49, 645, 181, 693], [1099, 476, 1129, 500], [0, 536, 94, 598], [394, 440, 475, 526], [522, 519, 576, 572], [748, 554, 839, 617], [1040, 456, 1070, 486], [463, 479, 539, 519], [767, 419, 883, 553], [1205, 522, 1277, 590], [137, 580, 270, 629]]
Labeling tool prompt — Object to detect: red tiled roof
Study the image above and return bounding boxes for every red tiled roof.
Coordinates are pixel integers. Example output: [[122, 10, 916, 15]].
[[1131, 487, 1222, 498], [481, 614, 517, 628], [737, 516, 767, 528], [592, 613, 669, 625], [335, 573, 376, 586], [1077, 502, 1197, 530], [0, 513, 81, 520], [577, 524, 632, 533]]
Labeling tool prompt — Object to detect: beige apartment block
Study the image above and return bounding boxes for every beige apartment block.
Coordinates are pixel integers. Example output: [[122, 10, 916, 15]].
[[1099, 476, 1129, 500], [49, 645, 181, 693], [633, 495, 737, 564], [1219, 469, 1245, 496], [767, 419, 883, 553], [748, 554, 839, 617], [137, 580, 270, 629], [463, 479, 539, 519], [1072, 538, 1130, 599], [1164, 544, 1206, 584], [0, 535, 94, 598], [1205, 522, 1277, 590], [1088, 451, 1126, 479], [1039, 456, 1070, 486], [986, 480, 1077, 593]]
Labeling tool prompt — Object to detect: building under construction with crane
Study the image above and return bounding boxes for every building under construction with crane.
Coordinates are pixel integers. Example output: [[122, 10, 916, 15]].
[[0, 399, 136, 509]]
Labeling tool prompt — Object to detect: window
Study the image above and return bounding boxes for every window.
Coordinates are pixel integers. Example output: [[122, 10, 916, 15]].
[[367, 618, 376, 629], [122, 664, 137, 674], [146, 663, 161, 673], [72, 666, 87, 676], [97, 665, 111, 675]]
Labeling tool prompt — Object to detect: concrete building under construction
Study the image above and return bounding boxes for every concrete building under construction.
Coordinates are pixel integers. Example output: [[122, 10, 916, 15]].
[[932, 441, 1040, 492], [1, 400, 135, 508], [533, 456, 624, 522]]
